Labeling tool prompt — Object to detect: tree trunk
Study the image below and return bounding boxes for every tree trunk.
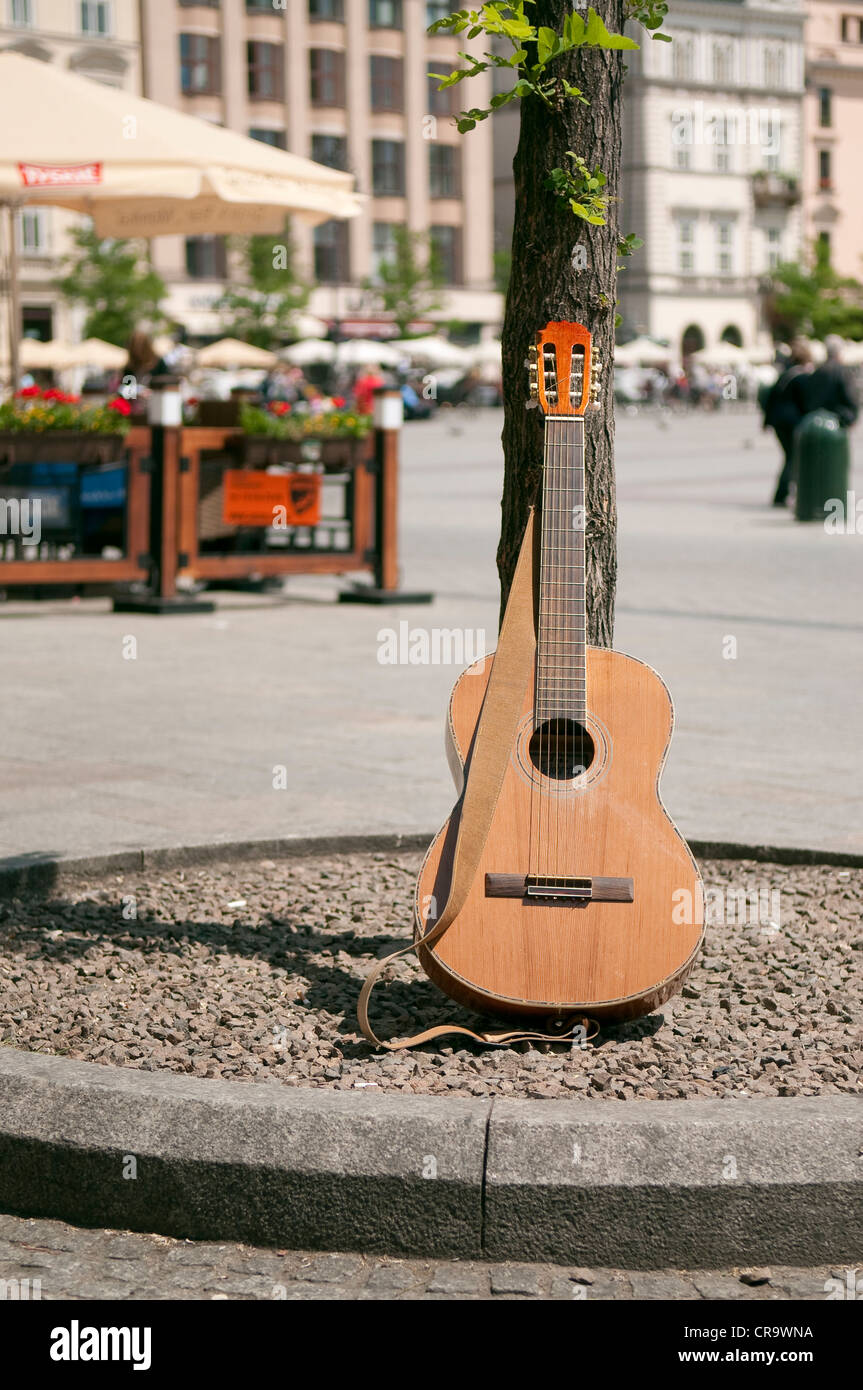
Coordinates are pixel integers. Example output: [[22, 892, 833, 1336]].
[[499, 0, 624, 646]]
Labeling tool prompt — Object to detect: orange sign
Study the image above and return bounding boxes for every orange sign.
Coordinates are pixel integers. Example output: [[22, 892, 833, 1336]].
[[222, 471, 321, 528]]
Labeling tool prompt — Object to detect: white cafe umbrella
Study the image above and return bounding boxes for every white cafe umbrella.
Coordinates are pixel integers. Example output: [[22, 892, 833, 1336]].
[[18, 338, 75, 370], [64, 337, 128, 370], [466, 339, 502, 368], [0, 51, 361, 387], [691, 341, 749, 369], [281, 338, 336, 366], [292, 313, 329, 339], [335, 339, 402, 368], [614, 335, 672, 366], [391, 335, 470, 369], [196, 338, 277, 369]]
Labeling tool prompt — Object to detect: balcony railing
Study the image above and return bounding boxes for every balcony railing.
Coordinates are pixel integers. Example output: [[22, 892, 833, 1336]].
[[752, 172, 800, 208]]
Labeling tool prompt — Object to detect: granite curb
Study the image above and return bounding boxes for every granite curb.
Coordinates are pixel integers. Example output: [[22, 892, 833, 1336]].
[[1, 832, 863, 900], [0, 1047, 859, 1266]]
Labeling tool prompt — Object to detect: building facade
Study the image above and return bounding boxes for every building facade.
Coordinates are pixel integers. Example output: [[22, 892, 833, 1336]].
[[0, 0, 142, 346], [802, 0, 863, 279], [139, 0, 499, 339], [619, 0, 806, 356]]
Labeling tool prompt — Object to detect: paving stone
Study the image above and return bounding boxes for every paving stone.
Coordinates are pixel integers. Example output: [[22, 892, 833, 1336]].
[[428, 1265, 489, 1296], [489, 1265, 545, 1296]]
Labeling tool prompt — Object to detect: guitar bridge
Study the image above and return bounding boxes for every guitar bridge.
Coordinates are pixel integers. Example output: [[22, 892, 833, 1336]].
[[485, 874, 634, 904], [526, 875, 592, 901]]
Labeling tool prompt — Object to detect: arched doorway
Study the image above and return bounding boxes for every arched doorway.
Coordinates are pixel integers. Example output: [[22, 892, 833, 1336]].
[[720, 324, 743, 346], [681, 323, 705, 357]]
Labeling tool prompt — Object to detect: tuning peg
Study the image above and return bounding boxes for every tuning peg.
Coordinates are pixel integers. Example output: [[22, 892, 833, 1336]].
[[527, 343, 539, 400], [587, 380, 602, 412]]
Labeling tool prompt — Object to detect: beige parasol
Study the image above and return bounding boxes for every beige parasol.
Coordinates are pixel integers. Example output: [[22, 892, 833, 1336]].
[[195, 338, 277, 370], [0, 51, 361, 387]]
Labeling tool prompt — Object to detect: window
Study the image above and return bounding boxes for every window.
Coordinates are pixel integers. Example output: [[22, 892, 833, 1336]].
[[712, 121, 731, 173], [765, 147, 781, 172], [818, 230, 831, 255], [819, 87, 832, 128], [371, 139, 405, 195], [840, 15, 863, 43], [673, 145, 691, 170], [430, 224, 462, 284], [310, 49, 346, 106], [249, 127, 287, 149], [715, 220, 733, 274], [427, 67, 454, 117], [370, 55, 403, 112], [246, 0, 274, 8], [427, 2, 450, 22], [18, 210, 46, 253], [80, 0, 111, 35], [672, 35, 694, 81], [677, 218, 695, 273], [180, 35, 221, 95], [309, 0, 344, 17], [764, 45, 785, 88], [767, 226, 781, 270], [311, 133, 348, 169], [369, 0, 402, 27], [185, 236, 227, 279], [372, 221, 400, 278], [429, 144, 460, 197], [180, 0, 219, 6], [712, 40, 733, 85], [248, 42, 284, 101], [314, 219, 349, 283], [819, 148, 832, 189], [10, 0, 32, 24]]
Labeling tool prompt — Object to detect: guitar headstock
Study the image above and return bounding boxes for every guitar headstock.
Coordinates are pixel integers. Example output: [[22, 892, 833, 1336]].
[[527, 320, 602, 415]]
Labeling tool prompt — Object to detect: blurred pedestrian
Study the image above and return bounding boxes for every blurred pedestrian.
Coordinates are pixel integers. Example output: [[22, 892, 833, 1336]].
[[791, 335, 859, 428], [354, 366, 384, 416], [124, 331, 170, 388], [763, 339, 812, 507]]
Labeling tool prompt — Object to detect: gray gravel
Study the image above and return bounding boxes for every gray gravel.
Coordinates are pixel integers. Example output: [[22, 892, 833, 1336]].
[[0, 1212, 842, 1300], [0, 851, 860, 1100]]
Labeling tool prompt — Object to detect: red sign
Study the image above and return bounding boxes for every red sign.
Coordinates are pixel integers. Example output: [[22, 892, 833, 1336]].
[[18, 162, 103, 188], [222, 471, 321, 528]]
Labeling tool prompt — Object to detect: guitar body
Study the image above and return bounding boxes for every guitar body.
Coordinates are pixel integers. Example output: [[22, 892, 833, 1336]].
[[415, 645, 704, 1023]]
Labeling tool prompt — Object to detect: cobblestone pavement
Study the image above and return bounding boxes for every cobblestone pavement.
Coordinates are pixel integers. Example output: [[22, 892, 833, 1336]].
[[2, 410, 862, 862], [0, 1213, 842, 1301]]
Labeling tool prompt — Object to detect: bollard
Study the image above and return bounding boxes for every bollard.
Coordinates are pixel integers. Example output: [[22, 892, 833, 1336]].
[[793, 409, 850, 523]]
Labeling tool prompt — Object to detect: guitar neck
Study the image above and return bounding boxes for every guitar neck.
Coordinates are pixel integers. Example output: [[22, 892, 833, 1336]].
[[536, 414, 586, 726]]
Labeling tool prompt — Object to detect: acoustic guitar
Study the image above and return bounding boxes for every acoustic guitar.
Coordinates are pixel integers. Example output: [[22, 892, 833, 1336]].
[[411, 320, 704, 1029]]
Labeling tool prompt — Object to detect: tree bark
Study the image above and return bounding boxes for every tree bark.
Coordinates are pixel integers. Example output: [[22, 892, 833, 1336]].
[[499, 0, 624, 646]]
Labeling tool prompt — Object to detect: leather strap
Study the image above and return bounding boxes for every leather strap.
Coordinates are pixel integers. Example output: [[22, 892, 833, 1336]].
[[357, 508, 599, 1051]]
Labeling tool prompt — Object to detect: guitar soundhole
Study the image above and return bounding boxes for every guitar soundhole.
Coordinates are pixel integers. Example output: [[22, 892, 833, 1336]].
[[528, 719, 595, 781]]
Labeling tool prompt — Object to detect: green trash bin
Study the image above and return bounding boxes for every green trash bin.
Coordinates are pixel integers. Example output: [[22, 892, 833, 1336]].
[[793, 409, 849, 522]]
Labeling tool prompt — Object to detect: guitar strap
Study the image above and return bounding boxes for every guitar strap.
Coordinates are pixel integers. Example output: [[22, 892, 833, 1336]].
[[357, 506, 599, 1052]]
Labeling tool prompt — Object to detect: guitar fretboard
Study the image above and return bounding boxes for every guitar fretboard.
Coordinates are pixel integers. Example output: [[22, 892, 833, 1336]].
[[535, 415, 586, 725]]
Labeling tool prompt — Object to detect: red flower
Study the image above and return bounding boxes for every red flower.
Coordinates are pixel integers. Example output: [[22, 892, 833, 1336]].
[[15, 385, 41, 398], [186, 396, 199, 408], [107, 396, 132, 416], [270, 401, 292, 415], [332, 396, 346, 408]]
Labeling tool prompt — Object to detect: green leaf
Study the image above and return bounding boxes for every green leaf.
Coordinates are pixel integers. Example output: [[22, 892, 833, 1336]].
[[536, 25, 558, 63], [584, 7, 639, 50]]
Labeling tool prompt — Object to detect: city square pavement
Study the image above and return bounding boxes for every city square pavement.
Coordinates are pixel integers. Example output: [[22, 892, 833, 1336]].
[[1, 404, 861, 865]]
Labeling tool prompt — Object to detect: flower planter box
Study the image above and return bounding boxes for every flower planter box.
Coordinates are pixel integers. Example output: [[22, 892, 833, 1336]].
[[230, 435, 371, 471], [0, 432, 126, 466]]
